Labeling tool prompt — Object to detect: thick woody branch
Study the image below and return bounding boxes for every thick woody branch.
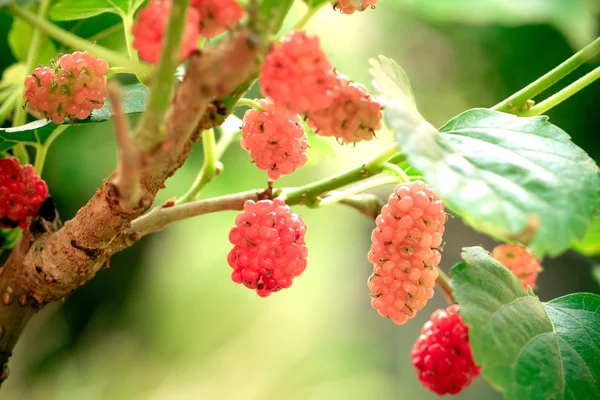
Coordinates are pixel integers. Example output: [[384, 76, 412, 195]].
[[108, 84, 142, 213]]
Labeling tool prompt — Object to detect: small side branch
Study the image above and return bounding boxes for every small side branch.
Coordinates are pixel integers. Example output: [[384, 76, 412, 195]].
[[108, 84, 143, 212]]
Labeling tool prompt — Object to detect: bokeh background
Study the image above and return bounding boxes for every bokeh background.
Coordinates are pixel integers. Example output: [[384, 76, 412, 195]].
[[1, 1, 599, 399]]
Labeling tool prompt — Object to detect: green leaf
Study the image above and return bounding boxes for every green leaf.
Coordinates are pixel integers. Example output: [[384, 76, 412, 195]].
[[8, 18, 57, 64], [572, 215, 600, 256], [301, 0, 330, 7], [368, 56, 416, 108], [452, 246, 600, 400], [49, 0, 131, 21], [0, 83, 147, 151], [370, 59, 599, 258], [0, 63, 25, 89]]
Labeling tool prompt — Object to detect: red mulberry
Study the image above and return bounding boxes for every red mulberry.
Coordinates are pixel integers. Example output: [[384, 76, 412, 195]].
[[0, 158, 48, 229], [306, 72, 382, 144], [259, 30, 337, 114], [368, 181, 446, 324], [492, 244, 541, 290], [228, 199, 308, 297], [411, 305, 481, 395], [241, 98, 308, 180], [332, 0, 377, 14], [192, 0, 245, 38]]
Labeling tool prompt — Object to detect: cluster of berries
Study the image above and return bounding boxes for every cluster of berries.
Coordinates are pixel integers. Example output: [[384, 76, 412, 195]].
[[23, 51, 108, 124], [0, 158, 48, 229], [367, 181, 446, 324], [493, 243, 541, 289], [132, 0, 245, 65]]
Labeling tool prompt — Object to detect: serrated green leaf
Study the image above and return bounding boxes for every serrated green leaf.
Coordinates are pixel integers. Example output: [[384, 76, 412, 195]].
[[369, 56, 416, 108], [370, 58, 599, 258], [572, 215, 600, 256], [8, 18, 57, 63], [49, 0, 130, 21], [0, 83, 147, 151], [452, 246, 600, 400]]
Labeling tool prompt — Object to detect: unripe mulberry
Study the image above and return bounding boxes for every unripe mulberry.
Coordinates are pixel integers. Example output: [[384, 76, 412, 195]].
[[492, 244, 541, 290], [411, 305, 481, 395], [241, 98, 308, 180], [132, 0, 201, 65], [24, 51, 109, 124], [228, 199, 308, 297], [332, 0, 377, 14], [368, 181, 445, 324], [306, 72, 382, 144], [192, 0, 245, 38], [0, 158, 48, 229], [259, 30, 337, 114]]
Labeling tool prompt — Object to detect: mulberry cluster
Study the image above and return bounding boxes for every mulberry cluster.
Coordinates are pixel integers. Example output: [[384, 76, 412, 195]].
[[241, 98, 308, 180], [259, 31, 337, 114], [332, 0, 378, 14], [0, 158, 48, 229], [132, 0, 201, 65], [368, 181, 446, 324], [227, 199, 308, 297], [306, 72, 383, 144], [411, 305, 481, 395], [24, 52, 108, 124], [492, 244, 541, 290], [192, 0, 245, 38]]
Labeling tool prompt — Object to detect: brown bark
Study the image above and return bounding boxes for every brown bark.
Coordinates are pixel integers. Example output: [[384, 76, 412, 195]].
[[0, 29, 262, 383]]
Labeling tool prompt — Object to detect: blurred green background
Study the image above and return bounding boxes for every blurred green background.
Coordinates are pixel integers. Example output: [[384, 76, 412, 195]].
[[1, 0, 600, 399]]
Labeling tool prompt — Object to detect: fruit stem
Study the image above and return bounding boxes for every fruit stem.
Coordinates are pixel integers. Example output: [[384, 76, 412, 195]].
[[0, 91, 19, 126], [121, 12, 141, 69], [519, 65, 600, 116], [311, 175, 398, 208], [132, 0, 191, 152], [284, 143, 403, 205], [492, 36, 600, 114], [235, 98, 264, 112], [381, 162, 410, 183], [34, 125, 69, 175], [291, 1, 328, 31], [178, 126, 237, 203], [436, 268, 455, 305], [107, 66, 137, 77], [7, 3, 152, 82]]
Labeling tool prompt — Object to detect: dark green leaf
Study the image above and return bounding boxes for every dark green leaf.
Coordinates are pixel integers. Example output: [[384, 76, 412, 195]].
[[0, 83, 147, 151], [452, 246, 600, 400], [49, 0, 130, 21], [8, 18, 57, 63], [370, 59, 599, 258]]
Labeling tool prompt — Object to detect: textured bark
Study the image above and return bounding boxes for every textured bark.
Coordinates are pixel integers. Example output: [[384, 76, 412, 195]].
[[0, 29, 262, 383]]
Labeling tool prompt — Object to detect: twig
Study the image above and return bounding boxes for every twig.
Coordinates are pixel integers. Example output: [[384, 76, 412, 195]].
[[108, 83, 143, 212], [436, 268, 455, 305]]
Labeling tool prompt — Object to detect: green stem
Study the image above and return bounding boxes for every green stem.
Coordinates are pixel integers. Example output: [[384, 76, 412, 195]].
[[133, 0, 190, 151], [122, 12, 140, 65], [492, 36, 600, 114], [436, 268, 454, 305], [107, 66, 137, 77], [178, 126, 238, 203], [7, 4, 152, 81], [34, 125, 69, 174], [284, 143, 403, 205], [313, 175, 398, 208], [519, 65, 600, 117], [0, 91, 19, 126], [0, 88, 15, 104], [291, 2, 328, 31], [381, 162, 410, 183], [235, 98, 264, 111]]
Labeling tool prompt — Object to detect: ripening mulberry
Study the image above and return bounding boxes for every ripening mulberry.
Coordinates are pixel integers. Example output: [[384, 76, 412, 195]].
[[332, 0, 377, 14], [259, 30, 337, 114], [368, 181, 446, 324], [228, 199, 308, 297], [24, 51, 109, 124], [411, 305, 481, 395], [241, 98, 308, 180], [492, 244, 541, 290], [191, 0, 245, 38], [132, 0, 201, 65], [306, 72, 382, 144], [0, 158, 48, 229]]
